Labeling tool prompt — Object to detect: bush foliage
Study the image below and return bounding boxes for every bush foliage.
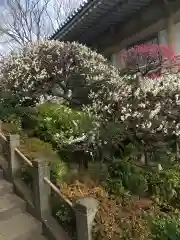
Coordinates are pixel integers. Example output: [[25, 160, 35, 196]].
[[2, 40, 180, 239], [150, 213, 180, 240], [106, 160, 148, 197], [35, 103, 93, 148]]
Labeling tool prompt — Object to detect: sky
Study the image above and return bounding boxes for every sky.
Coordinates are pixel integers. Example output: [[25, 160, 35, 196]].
[[0, 0, 4, 5], [0, 0, 86, 55]]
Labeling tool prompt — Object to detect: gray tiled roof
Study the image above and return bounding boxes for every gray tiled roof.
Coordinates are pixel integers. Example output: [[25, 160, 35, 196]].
[[49, 0, 93, 40], [50, 0, 152, 44]]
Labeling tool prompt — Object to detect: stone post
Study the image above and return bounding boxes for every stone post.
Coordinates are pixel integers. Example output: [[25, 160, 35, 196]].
[[6, 134, 20, 182], [164, 1, 175, 54], [73, 197, 98, 240], [32, 159, 51, 221], [167, 11, 175, 54]]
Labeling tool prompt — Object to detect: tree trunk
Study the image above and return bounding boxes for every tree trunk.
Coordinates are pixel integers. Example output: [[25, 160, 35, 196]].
[[140, 150, 149, 165], [145, 151, 149, 165], [78, 152, 88, 171]]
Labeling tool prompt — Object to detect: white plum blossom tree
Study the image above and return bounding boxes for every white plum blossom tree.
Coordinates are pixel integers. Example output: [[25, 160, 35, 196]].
[[0, 40, 120, 108], [85, 70, 180, 164], [2, 39, 180, 165]]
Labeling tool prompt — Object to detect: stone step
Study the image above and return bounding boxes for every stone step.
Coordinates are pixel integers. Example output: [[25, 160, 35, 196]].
[[0, 155, 8, 172], [0, 212, 42, 240], [0, 179, 13, 196], [26, 235, 47, 240], [0, 193, 26, 220]]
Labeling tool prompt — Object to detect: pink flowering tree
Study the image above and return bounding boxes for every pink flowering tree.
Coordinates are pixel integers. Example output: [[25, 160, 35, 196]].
[[121, 44, 178, 78]]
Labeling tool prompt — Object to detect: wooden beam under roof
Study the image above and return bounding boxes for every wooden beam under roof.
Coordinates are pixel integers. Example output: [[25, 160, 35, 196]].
[[99, 0, 180, 56]]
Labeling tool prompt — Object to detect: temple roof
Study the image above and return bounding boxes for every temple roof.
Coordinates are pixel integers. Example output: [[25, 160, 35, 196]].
[[50, 0, 152, 44]]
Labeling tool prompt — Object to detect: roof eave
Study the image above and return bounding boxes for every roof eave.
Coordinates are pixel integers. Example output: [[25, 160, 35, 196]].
[[50, 0, 99, 40]]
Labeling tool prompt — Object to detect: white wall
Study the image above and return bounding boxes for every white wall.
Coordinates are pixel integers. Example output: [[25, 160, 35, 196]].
[[111, 53, 117, 67], [159, 29, 168, 45], [111, 49, 126, 69], [175, 21, 180, 56], [159, 22, 180, 56]]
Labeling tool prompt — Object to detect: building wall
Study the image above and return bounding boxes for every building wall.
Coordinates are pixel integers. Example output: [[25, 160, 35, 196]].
[[175, 22, 180, 55], [97, 1, 180, 68], [157, 21, 180, 55], [111, 19, 180, 68], [159, 29, 168, 45]]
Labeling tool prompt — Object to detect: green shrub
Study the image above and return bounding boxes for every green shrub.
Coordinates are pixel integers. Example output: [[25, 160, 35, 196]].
[[106, 160, 148, 196], [35, 103, 93, 148], [50, 161, 69, 185], [20, 107, 39, 136], [0, 101, 17, 121], [148, 165, 180, 205], [150, 213, 180, 240], [0, 102, 38, 137], [51, 194, 77, 239], [106, 160, 180, 206], [0, 102, 22, 134]]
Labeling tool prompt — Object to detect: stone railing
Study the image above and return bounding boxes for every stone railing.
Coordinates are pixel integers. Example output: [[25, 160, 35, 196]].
[[0, 125, 98, 240]]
